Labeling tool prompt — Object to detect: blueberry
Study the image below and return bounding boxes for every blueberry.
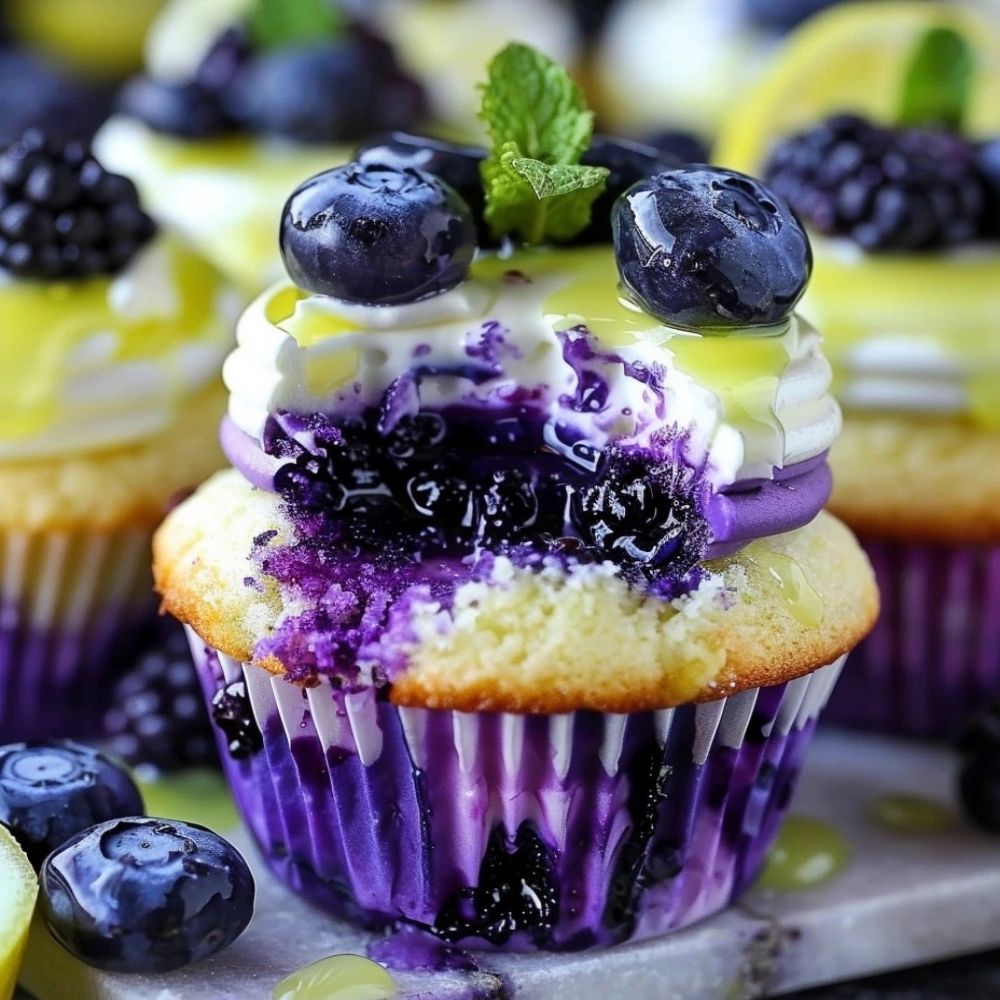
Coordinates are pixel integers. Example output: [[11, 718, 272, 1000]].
[[958, 702, 1000, 833], [382, 412, 448, 459], [210, 681, 263, 760], [743, 0, 843, 32], [41, 817, 254, 972], [577, 136, 681, 244], [0, 741, 143, 869], [224, 41, 423, 143], [639, 130, 710, 166], [570, 447, 711, 585], [356, 133, 489, 242], [976, 138, 1000, 237], [475, 467, 538, 546], [612, 166, 812, 329], [280, 162, 476, 304], [118, 78, 233, 139], [405, 462, 475, 524]]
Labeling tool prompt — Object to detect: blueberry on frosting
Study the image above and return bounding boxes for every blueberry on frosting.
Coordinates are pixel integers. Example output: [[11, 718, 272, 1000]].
[[280, 162, 477, 304], [612, 166, 811, 329], [0, 129, 156, 280]]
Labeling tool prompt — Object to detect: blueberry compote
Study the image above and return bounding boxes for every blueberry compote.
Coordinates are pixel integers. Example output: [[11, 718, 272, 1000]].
[[253, 352, 713, 685]]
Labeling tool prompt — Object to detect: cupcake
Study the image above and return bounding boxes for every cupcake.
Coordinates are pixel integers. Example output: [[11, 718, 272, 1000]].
[[716, 1, 1000, 738], [94, 0, 427, 294], [0, 128, 237, 742], [155, 44, 877, 949]]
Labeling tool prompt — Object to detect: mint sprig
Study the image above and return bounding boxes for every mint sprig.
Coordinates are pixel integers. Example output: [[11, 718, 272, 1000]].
[[898, 26, 975, 131], [249, 0, 344, 50], [478, 43, 608, 244]]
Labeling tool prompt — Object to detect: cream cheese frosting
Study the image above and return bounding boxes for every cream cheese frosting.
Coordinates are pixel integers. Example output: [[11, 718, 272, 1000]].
[[224, 246, 840, 491], [0, 235, 238, 460]]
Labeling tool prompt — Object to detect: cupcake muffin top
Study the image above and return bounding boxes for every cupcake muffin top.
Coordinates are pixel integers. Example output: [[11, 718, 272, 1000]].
[[156, 44, 878, 712]]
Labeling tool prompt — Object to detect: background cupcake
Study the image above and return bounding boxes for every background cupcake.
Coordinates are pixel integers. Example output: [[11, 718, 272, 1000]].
[[0, 129, 237, 742], [155, 46, 877, 949], [716, 1, 1000, 737], [95, 0, 427, 294]]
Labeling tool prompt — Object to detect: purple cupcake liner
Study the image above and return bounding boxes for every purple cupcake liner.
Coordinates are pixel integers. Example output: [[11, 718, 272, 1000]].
[[823, 536, 1000, 740], [0, 528, 156, 742], [189, 630, 845, 951]]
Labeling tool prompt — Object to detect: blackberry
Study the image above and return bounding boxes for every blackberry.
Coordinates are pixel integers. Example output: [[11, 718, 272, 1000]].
[[434, 823, 559, 945], [0, 129, 156, 280], [763, 113, 985, 252], [958, 701, 1000, 833], [210, 681, 263, 760], [103, 624, 217, 774]]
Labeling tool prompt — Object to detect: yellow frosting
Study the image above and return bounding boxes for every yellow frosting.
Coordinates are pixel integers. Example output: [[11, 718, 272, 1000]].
[[802, 238, 1000, 427], [0, 235, 231, 443], [94, 118, 352, 294]]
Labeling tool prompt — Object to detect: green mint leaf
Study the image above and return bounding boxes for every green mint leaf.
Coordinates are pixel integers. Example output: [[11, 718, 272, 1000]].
[[478, 42, 593, 163], [483, 146, 609, 244], [898, 25, 975, 130], [250, 0, 344, 49], [478, 43, 606, 243]]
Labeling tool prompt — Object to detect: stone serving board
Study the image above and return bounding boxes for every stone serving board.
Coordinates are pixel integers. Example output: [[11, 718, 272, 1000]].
[[18, 730, 1000, 1000]]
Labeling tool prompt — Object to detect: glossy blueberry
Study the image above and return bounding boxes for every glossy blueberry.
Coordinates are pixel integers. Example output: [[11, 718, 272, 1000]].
[[0, 741, 143, 869], [118, 78, 232, 139], [612, 166, 812, 329], [405, 462, 475, 524], [356, 132, 489, 241], [280, 162, 476, 304], [743, 0, 843, 32], [224, 43, 422, 143], [475, 467, 539, 546], [41, 817, 255, 972], [577, 136, 681, 244], [0, 50, 113, 147], [383, 412, 448, 459]]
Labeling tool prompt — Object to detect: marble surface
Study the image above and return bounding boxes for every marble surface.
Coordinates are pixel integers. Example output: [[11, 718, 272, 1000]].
[[18, 730, 1000, 1000]]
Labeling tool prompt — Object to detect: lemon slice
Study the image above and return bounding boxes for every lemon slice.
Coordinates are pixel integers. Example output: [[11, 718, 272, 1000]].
[[714, 1, 1000, 173], [0, 826, 38, 1000]]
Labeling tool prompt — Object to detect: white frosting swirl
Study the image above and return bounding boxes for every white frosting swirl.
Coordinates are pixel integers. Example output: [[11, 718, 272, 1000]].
[[225, 252, 839, 489]]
